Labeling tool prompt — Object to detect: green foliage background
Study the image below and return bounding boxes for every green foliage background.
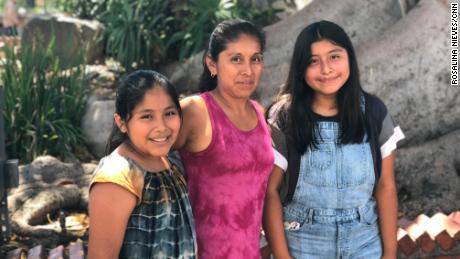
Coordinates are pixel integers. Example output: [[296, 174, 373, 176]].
[[57, 0, 283, 73], [0, 40, 90, 163]]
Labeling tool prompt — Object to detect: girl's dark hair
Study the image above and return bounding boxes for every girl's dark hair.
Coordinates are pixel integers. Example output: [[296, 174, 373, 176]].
[[269, 20, 366, 154], [106, 70, 182, 154], [199, 19, 266, 92]]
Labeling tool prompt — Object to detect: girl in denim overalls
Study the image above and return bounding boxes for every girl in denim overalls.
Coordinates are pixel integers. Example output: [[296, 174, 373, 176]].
[[264, 21, 405, 259]]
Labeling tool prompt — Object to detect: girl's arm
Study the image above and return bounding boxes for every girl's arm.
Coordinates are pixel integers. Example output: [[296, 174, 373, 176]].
[[375, 152, 398, 259], [88, 183, 137, 259], [263, 166, 292, 259]]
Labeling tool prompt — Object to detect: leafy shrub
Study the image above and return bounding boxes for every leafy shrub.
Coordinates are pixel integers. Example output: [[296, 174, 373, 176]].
[[170, 0, 282, 60], [100, 0, 172, 72], [167, 0, 233, 61], [0, 39, 90, 163], [56, 0, 110, 20], [53, 0, 284, 71]]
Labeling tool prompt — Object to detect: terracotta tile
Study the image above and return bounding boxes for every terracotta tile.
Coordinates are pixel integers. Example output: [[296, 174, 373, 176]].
[[429, 213, 450, 236], [435, 230, 456, 251], [48, 245, 64, 259], [397, 227, 418, 256], [399, 215, 436, 253], [447, 212, 460, 241], [401, 217, 425, 240], [413, 214, 437, 253], [427, 213, 456, 251]]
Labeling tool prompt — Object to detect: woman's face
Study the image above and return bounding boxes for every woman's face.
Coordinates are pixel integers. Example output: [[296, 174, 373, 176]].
[[304, 39, 350, 99], [206, 34, 263, 99]]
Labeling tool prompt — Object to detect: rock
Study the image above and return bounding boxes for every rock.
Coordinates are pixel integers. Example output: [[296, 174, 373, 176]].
[[396, 129, 460, 218], [18, 156, 84, 185], [81, 96, 115, 158], [271, 0, 312, 20], [357, 0, 457, 145], [7, 156, 95, 243], [21, 13, 104, 67], [398, 0, 421, 15], [85, 63, 123, 98], [159, 51, 203, 96]]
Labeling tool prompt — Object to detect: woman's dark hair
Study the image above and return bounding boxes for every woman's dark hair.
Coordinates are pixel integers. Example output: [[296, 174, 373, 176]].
[[106, 70, 182, 154], [199, 19, 266, 92], [269, 20, 366, 154]]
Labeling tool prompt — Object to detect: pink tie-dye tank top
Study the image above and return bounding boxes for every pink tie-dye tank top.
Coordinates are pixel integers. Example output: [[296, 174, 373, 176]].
[[179, 92, 274, 259]]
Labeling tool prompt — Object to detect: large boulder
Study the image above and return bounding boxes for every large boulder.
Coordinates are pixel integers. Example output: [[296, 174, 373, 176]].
[[18, 156, 85, 185], [22, 13, 104, 66], [81, 96, 115, 158], [80, 63, 123, 159], [357, 0, 456, 145], [396, 130, 460, 218], [7, 156, 95, 246]]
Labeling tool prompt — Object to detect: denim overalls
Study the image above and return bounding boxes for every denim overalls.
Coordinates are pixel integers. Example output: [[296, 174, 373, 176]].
[[283, 109, 382, 258]]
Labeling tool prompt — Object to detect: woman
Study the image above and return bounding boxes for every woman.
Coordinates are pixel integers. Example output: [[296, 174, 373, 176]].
[[263, 20, 404, 259], [175, 19, 274, 259]]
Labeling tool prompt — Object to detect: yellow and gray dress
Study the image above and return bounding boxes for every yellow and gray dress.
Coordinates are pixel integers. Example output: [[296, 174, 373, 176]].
[[90, 152, 197, 259]]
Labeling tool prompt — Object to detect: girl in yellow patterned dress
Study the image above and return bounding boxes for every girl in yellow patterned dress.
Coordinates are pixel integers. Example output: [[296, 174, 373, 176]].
[[88, 70, 197, 258]]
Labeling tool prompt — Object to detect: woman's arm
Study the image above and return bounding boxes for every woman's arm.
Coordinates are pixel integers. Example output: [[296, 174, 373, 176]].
[[174, 96, 210, 151], [88, 183, 137, 259], [263, 166, 292, 259], [375, 152, 398, 259]]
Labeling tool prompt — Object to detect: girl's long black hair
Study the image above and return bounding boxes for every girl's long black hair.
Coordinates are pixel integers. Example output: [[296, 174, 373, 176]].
[[268, 20, 366, 154]]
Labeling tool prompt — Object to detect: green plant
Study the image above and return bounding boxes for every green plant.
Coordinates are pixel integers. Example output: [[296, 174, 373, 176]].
[[101, 0, 171, 72], [0, 39, 90, 163], [169, 0, 283, 60], [57, 0, 285, 70], [231, 0, 283, 27], [18, 0, 110, 19], [168, 0, 233, 61]]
